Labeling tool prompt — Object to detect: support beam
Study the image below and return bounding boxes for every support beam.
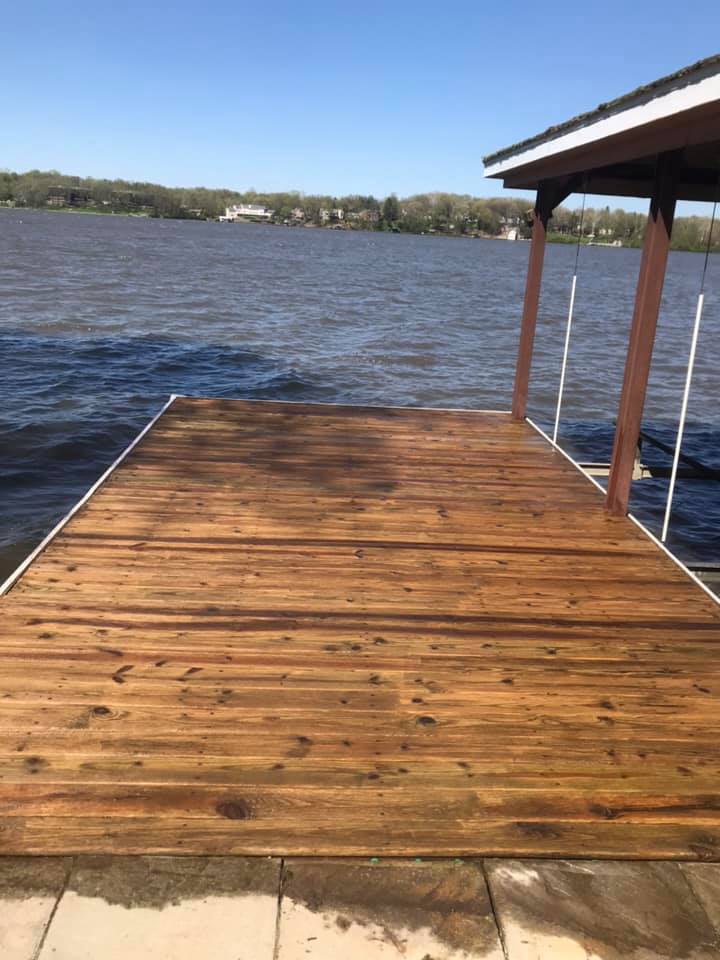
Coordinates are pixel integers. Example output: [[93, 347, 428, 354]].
[[511, 185, 552, 420], [606, 152, 679, 516], [511, 177, 579, 420]]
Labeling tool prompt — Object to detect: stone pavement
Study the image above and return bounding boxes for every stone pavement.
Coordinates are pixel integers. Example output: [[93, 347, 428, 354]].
[[1, 856, 720, 959]]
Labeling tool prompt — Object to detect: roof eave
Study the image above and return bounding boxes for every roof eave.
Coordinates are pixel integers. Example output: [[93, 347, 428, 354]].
[[483, 58, 720, 185]]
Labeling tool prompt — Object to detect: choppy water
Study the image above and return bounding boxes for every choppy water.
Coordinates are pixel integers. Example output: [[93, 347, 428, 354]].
[[1, 208, 719, 579]]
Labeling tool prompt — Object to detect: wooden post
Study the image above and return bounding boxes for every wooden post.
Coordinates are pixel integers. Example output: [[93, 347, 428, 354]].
[[606, 152, 679, 516], [512, 185, 552, 420]]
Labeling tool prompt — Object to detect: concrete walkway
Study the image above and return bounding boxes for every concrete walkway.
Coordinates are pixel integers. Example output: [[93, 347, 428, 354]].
[[2, 856, 720, 959]]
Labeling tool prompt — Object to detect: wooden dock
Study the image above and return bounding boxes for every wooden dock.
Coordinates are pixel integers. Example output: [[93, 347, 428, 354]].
[[2, 396, 720, 858]]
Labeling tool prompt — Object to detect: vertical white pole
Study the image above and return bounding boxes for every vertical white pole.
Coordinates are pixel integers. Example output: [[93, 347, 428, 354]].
[[552, 272, 577, 444], [661, 292, 704, 542]]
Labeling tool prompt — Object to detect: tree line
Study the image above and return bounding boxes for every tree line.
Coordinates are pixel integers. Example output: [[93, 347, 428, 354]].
[[1, 169, 717, 252]]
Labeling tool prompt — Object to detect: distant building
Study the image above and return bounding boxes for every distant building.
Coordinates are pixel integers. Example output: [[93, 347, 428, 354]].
[[46, 186, 93, 208], [332, 208, 344, 221], [319, 208, 331, 223], [220, 203, 273, 222], [291, 207, 305, 221]]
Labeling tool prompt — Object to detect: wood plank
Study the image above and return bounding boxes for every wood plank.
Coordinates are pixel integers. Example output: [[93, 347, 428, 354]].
[[1, 817, 720, 859]]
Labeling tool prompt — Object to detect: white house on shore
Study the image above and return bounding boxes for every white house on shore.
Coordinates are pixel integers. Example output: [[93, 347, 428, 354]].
[[219, 203, 273, 222]]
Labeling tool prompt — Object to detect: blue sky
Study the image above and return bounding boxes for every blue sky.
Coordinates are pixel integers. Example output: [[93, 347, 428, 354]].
[[1, 0, 718, 211]]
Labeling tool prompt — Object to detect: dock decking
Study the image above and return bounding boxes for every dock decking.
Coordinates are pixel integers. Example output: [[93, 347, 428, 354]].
[[2, 397, 720, 858]]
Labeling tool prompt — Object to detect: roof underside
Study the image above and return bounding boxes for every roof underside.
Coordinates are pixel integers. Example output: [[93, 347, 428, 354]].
[[483, 56, 720, 202]]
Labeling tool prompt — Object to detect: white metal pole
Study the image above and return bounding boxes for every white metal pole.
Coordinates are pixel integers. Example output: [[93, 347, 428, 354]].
[[552, 272, 577, 444], [661, 292, 705, 543]]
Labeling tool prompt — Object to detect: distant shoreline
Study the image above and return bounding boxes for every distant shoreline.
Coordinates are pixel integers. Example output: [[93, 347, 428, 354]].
[[3, 168, 718, 253], [34, 207, 151, 218], [2, 204, 716, 254]]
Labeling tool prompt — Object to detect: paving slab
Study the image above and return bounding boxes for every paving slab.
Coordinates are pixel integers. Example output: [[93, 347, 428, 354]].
[[0, 857, 69, 960], [681, 863, 720, 930], [485, 859, 720, 960], [278, 858, 504, 959], [37, 855, 280, 960]]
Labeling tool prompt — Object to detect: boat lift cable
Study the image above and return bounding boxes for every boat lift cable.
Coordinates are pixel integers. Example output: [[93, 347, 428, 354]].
[[552, 182, 587, 444], [661, 188, 718, 543]]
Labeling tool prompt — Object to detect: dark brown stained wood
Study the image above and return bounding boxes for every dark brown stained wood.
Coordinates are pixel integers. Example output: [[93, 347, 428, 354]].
[[606, 152, 679, 516], [1, 397, 720, 858], [512, 187, 550, 421], [512, 176, 579, 423]]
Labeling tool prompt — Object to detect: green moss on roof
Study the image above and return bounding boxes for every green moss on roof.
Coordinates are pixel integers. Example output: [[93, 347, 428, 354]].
[[483, 54, 720, 168]]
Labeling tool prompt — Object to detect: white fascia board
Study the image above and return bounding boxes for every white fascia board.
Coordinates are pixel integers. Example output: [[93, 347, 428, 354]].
[[484, 72, 720, 179]]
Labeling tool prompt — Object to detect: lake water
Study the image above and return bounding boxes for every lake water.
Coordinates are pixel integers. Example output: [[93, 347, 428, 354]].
[[1, 208, 719, 580]]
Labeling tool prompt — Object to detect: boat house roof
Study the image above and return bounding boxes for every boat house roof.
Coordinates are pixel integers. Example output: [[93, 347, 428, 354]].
[[483, 55, 720, 201]]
